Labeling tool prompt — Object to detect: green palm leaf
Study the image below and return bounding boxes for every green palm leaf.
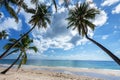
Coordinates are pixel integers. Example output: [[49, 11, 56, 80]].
[[9, 38, 17, 43], [4, 49, 19, 58], [67, 2, 99, 36], [28, 46, 38, 52], [3, 43, 13, 50], [29, 4, 51, 28], [4, 1, 18, 22]]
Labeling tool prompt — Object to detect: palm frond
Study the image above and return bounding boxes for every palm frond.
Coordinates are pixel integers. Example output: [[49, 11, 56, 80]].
[[4, 49, 19, 57], [83, 19, 95, 31], [9, 38, 17, 43], [28, 46, 38, 52], [25, 8, 36, 14], [52, 0, 57, 12], [3, 43, 13, 50], [31, 0, 38, 5], [4, 1, 18, 22]]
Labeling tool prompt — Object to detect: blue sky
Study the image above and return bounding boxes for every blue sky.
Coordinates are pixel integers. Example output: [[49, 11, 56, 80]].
[[0, 0, 120, 61]]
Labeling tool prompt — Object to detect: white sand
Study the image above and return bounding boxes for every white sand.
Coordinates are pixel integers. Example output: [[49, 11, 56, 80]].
[[0, 65, 120, 80]]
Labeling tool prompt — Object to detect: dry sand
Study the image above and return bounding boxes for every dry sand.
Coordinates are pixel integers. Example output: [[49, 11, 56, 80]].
[[0, 65, 120, 80]]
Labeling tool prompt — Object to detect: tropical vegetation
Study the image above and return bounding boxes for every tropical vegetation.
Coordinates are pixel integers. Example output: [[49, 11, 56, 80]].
[[0, 0, 119, 74], [0, 4, 51, 59], [1, 34, 38, 74], [66, 2, 120, 65]]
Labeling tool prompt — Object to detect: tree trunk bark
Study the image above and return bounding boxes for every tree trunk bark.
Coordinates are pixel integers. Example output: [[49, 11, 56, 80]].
[[1, 53, 22, 74], [0, 25, 36, 59], [85, 35, 120, 65]]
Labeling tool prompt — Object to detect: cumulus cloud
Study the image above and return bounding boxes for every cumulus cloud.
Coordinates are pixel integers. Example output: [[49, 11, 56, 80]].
[[29, 1, 108, 53], [32, 9, 75, 53], [101, 0, 119, 6], [93, 10, 108, 27], [112, 4, 120, 14], [0, 18, 22, 32], [14, 0, 107, 53], [31, 8, 90, 53]]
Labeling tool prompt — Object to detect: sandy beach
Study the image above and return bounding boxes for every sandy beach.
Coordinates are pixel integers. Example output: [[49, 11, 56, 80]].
[[0, 65, 120, 80]]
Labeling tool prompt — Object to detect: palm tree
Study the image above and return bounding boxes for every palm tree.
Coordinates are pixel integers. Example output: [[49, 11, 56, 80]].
[[0, 30, 8, 40], [66, 2, 120, 65], [1, 34, 38, 74], [0, 4, 51, 59]]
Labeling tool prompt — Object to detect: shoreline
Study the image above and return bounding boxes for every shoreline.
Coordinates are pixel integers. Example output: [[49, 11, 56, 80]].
[[0, 63, 120, 70], [0, 64, 120, 80]]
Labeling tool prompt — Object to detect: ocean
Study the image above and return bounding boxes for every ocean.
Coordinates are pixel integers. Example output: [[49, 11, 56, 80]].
[[0, 59, 120, 70]]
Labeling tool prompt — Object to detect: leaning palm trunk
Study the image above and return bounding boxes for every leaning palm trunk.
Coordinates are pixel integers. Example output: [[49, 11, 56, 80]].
[[1, 53, 22, 74], [85, 34, 120, 65], [0, 24, 36, 59]]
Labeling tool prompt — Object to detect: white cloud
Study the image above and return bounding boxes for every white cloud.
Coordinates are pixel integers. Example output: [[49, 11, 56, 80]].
[[29, 2, 108, 53], [85, 1, 108, 27], [24, 0, 36, 8], [86, 0, 97, 9], [32, 8, 93, 53], [112, 4, 120, 14], [35, 50, 112, 60], [93, 10, 108, 27], [86, 0, 93, 2], [101, 0, 119, 6], [19, 1, 74, 53], [0, 18, 22, 31], [102, 35, 109, 40], [20, 9, 32, 25], [58, 0, 64, 5], [11, 0, 107, 54]]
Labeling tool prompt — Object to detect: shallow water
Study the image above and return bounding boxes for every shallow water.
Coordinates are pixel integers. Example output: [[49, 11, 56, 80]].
[[0, 59, 120, 70]]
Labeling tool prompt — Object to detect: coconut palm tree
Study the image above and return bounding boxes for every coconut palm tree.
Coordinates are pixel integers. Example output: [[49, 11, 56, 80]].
[[0, 30, 8, 40], [66, 2, 120, 65], [1, 34, 38, 74], [0, 4, 51, 59]]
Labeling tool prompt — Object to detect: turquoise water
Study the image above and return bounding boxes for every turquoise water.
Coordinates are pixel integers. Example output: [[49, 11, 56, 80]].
[[0, 59, 120, 70]]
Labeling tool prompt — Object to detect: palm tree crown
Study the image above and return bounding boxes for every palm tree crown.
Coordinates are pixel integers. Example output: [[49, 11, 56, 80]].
[[67, 2, 99, 36], [29, 4, 51, 28], [4, 34, 38, 65], [1, 34, 38, 74]]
